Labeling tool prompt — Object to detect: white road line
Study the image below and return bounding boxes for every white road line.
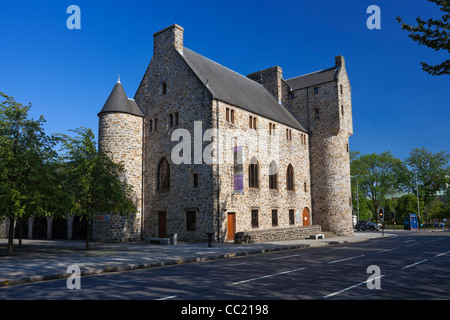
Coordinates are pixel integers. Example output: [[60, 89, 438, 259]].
[[156, 295, 177, 300], [377, 247, 398, 253], [401, 259, 428, 270], [405, 243, 418, 247], [404, 240, 416, 243], [328, 255, 365, 264], [233, 267, 306, 285], [323, 275, 385, 299], [270, 253, 309, 260], [436, 250, 450, 257]]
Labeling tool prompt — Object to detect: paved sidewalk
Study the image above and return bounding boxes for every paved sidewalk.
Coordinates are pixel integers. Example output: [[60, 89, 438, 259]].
[[0, 231, 395, 287]]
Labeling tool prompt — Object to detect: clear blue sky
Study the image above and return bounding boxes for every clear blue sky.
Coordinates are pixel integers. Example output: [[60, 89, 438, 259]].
[[1, 0, 448, 161]]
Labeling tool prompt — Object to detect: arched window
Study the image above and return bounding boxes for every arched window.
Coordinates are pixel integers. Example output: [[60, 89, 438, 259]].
[[286, 164, 294, 191], [269, 161, 278, 190], [248, 157, 259, 188], [157, 157, 170, 191]]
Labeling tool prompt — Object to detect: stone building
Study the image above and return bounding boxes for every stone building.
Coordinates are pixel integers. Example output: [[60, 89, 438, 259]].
[[92, 24, 354, 243]]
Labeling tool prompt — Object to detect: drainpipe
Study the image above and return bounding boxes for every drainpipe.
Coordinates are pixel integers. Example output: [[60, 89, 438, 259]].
[[215, 98, 221, 243]]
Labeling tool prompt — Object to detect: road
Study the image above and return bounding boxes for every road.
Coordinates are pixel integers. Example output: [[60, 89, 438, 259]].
[[1, 231, 449, 301]]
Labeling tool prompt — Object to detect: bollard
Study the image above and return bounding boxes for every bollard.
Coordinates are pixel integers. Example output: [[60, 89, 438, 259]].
[[206, 232, 214, 247]]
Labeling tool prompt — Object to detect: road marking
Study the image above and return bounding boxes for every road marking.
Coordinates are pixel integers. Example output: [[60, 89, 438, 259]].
[[233, 267, 306, 285], [270, 253, 309, 260], [405, 243, 418, 247], [377, 247, 398, 253], [156, 295, 177, 300], [323, 275, 385, 299], [401, 259, 428, 270], [328, 255, 365, 264], [404, 240, 415, 243], [436, 250, 450, 257]]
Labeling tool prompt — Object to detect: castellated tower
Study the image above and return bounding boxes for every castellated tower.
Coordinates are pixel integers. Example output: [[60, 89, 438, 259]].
[[94, 77, 145, 242], [284, 56, 354, 236]]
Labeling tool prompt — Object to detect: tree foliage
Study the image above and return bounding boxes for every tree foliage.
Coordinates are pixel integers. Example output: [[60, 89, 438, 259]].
[[396, 0, 450, 76]]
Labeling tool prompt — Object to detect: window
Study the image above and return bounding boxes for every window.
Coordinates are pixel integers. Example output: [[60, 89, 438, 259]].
[[162, 82, 167, 95], [341, 105, 344, 116], [346, 143, 349, 153], [290, 92, 295, 100], [230, 109, 235, 123], [249, 116, 253, 129], [340, 84, 343, 95], [157, 157, 170, 191], [286, 129, 292, 141], [269, 161, 278, 190], [169, 112, 179, 128], [253, 117, 257, 129], [193, 173, 199, 188], [287, 164, 294, 191], [304, 182, 307, 192], [248, 157, 259, 188], [226, 108, 230, 122], [251, 210, 259, 228], [186, 211, 196, 231], [149, 119, 153, 132], [289, 209, 295, 225], [272, 210, 278, 226], [154, 118, 158, 131], [226, 108, 235, 123], [269, 123, 276, 135], [314, 109, 320, 119], [314, 87, 319, 94]]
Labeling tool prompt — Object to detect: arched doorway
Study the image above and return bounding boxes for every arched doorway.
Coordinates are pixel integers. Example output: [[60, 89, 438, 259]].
[[303, 207, 310, 226], [52, 217, 68, 239], [32, 217, 47, 239]]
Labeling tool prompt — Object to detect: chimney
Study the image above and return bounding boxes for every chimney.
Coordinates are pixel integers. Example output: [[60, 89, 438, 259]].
[[247, 66, 283, 103], [153, 24, 184, 55], [335, 55, 345, 68]]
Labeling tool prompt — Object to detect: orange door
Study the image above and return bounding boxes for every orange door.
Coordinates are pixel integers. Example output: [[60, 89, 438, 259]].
[[303, 208, 310, 226], [227, 212, 236, 241]]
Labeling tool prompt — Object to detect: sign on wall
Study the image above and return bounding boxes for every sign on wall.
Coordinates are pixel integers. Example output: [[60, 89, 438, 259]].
[[234, 146, 243, 194]]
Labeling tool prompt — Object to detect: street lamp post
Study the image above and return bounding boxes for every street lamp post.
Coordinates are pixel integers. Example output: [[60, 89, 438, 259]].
[[414, 168, 421, 229], [351, 175, 360, 223]]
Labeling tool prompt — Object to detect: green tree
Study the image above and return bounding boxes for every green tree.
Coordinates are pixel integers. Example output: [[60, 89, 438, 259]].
[[396, 0, 450, 76], [399, 147, 450, 213], [351, 151, 403, 222], [58, 127, 136, 250], [0, 92, 60, 255]]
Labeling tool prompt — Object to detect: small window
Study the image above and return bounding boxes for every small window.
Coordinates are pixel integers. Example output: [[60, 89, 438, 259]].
[[175, 112, 179, 126], [186, 211, 196, 231], [248, 157, 259, 188], [304, 182, 307, 192], [269, 161, 278, 190], [314, 87, 319, 94], [193, 173, 199, 188], [149, 119, 153, 132], [314, 109, 320, 119], [251, 209, 259, 228], [162, 82, 167, 95], [346, 143, 349, 153], [289, 209, 295, 225], [272, 210, 278, 226], [226, 108, 230, 122], [286, 129, 292, 141], [341, 105, 344, 116], [340, 84, 343, 95], [230, 109, 235, 123], [169, 114, 174, 127], [287, 164, 294, 191], [269, 123, 275, 135], [253, 117, 257, 129], [290, 92, 295, 100], [154, 118, 158, 131], [249, 116, 253, 129]]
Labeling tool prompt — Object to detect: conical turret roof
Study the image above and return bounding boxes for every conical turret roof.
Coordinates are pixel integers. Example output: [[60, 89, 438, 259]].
[[98, 78, 144, 117]]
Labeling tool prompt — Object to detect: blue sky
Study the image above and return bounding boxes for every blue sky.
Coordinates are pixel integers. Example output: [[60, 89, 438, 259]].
[[1, 0, 448, 161]]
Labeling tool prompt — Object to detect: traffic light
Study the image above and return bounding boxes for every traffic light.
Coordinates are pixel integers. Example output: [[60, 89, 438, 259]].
[[379, 208, 384, 221]]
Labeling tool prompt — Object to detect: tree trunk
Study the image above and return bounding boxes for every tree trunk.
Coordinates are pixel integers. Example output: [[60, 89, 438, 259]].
[[7, 217, 15, 256], [85, 219, 90, 250]]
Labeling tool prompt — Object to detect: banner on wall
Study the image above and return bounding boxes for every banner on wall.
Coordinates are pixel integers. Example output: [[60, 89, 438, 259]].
[[234, 146, 243, 194]]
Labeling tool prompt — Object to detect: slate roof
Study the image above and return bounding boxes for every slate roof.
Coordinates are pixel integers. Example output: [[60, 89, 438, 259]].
[[285, 66, 339, 90], [179, 48, 306, 132], [99, 81, 144, 117]]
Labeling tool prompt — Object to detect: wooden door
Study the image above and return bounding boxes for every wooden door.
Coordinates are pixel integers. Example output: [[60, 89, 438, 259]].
[[303, 207, 310, 226], [227, 212, 236, 241], [158, 212, 167, 238]]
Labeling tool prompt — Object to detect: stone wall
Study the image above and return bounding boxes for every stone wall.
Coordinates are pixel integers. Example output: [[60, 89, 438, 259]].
[[94, 112, 144, 242], [234, 225, 322, 243]]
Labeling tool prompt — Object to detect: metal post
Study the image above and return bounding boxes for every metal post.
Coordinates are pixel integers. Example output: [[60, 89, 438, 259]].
[[415, 168, 421, 229]]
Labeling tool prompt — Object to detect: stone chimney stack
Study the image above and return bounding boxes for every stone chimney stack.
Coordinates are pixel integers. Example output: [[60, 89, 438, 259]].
[[153, 24, 184, 55], [247, 66, 283, 103], [335, 55, 345, 68]]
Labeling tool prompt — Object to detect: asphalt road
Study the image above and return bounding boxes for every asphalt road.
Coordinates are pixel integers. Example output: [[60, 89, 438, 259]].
[[1, 231, 449, 301]]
